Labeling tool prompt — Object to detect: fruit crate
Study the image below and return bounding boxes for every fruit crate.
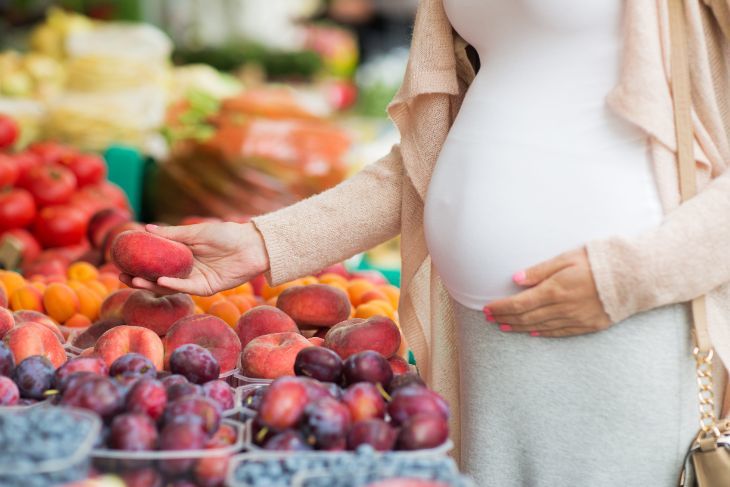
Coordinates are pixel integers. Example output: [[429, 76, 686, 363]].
[[223, 385, 260, 424], [291, 467, 475, 487], [241, 418, 454, 456], [90, 418, 245, 483], [226, 445, 460, 487], [0, 406, 101, 487]]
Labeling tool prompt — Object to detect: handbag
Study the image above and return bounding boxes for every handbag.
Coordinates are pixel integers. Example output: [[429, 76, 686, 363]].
[[670, 0, 730, 485]]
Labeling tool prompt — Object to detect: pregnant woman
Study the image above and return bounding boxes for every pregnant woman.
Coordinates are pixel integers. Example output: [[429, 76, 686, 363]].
[[124, 1, 730, 485]]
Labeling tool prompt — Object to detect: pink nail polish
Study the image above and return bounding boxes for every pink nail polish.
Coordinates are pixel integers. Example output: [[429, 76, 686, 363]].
[[499, 324, 512, 332], [483, 307, 495, 322], [530, 331, 540, 337], [513, 271, 527, 285]]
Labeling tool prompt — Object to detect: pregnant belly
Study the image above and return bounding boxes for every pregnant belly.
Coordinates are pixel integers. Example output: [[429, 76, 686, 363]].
[[424, 119, 663, 310]]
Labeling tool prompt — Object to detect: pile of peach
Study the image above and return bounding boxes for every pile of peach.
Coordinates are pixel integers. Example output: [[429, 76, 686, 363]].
[[0, 262, 123, 330]]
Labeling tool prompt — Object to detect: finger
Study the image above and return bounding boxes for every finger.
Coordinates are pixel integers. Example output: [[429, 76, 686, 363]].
[[513, 251, 574, 287], [157, 276, 213, 296], [485, 282, 560, 316], [494, 304, 566, 327], [130, 276, 178, 295], [146, 223, 200, 244]]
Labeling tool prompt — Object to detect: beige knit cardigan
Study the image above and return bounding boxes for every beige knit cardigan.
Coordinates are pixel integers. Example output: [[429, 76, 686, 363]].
[[253, 0, 730, 461]]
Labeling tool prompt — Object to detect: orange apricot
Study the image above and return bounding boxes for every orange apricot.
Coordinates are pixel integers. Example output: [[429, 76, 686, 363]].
[[0, 271, 25, 298], [208, 300, 241, 328], [98, 272, 121, 293], [10, 284, 44, 312], [222, 282, 254, 296], [67, 261, 99, 282], [378, 285, 400, 309], [346, 279, 376, 307], [227, 294, 254, 314], [318, 273, 348, 287], [43, 283, 80, 323], [191, 293, 226, 312], [85, 280, 109, 299], [65, 313, 92, 328]]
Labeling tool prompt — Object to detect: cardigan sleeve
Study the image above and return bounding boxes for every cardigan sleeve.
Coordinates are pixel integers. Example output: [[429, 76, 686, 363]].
[[586, 169, 730, 323], [251, 144, 403, 286]]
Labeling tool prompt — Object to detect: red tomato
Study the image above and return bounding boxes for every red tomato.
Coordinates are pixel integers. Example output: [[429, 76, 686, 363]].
[[0, 228, 41, 263], [25, 164, 77, 207], [0, 115, 19, 149], [27, 141, 77, 165], [62, 153, 107, 187], [0, 188, 36, 231], [34, 205, 88, 248], [81, 181, 130, 211], [0, 154, 19, 187], [12, 151, 42, 188]]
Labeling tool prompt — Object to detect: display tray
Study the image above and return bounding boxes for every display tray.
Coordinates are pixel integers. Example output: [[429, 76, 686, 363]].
[[0, 406, 101, 487]]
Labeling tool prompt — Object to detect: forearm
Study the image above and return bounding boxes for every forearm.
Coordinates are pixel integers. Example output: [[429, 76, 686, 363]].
[[586, 170, 730, 322], [252, 145, 403, 285]]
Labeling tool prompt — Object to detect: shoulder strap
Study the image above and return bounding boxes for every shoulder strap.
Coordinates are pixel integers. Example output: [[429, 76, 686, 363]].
[[668, 0, 712, 354]]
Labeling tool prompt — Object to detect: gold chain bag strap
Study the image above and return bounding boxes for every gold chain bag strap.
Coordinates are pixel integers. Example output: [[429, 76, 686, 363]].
[[671, 0, 730, 485]]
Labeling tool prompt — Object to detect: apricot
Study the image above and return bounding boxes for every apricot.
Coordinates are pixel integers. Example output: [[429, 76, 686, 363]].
[[67, 261, 99, 282], [318, 273, 349, 287], [164, 314, 242, 373], [276, 284, 351, 328], [0, 271, 25, 299], [227, 295, 254, 314], [378, 285, 401, 309], [347, 279, 376, 307], [43, 283, 80, 323], [207, 300, 241, 328], [111, 231, 194, 282], [10, 284, 44, 312], [99, 288, 136, 321], [324, 316, 401, 359], [4, 322, 66, 368], [354, 301, 396, 320], [94, 325, 165, 370], [191, 293, 226, 312], [65, 313, 92, 328], [236, 305, 299, 349], [85, 280, 110, 300], [240, 332, 311, 379], [261, 280, 301, 300], [67, 283, 102, 321], [98, 272, 121, 293], [122, 290, 195, 336]]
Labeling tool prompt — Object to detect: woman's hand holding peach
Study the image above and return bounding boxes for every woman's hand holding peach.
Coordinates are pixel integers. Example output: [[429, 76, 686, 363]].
[[483, 247, 611, 337]]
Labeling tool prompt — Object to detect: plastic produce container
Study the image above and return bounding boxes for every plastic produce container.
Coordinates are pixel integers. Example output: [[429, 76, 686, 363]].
[[223, 384, 263, 424], [292, 468, 475, 487], [91, 418, 244, 483], [227, 445, 461, 487], [0, 406, 101, 487]]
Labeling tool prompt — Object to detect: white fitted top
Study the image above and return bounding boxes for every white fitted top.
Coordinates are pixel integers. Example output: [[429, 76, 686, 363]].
[[423, 0, 664, 310]]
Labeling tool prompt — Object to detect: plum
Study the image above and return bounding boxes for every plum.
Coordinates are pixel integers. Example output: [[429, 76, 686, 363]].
[[121, 468, 164, 487], [388, 373, 426, 393], [169, 344, 220, 384], [294, 346, 343, 383], [342, 382, 386, 422], [258, 377, 309, 431], [113, 374, 141, 400], [0, 376, 19, 405], [387, 386, 450, 425], [301, 396, 352, 450], [243, 386, 267, 411], [109, 353, 156, 379], [161, 373, 188, 389], [126, 378, 167, 420], [12, 355, 55, 400], [264, 430, 313, 451], [202, 379, 234, 412], [396, 414, 449, 450], [162, 396, 221, 436], [167, 382, 203, 402], [108, 413, 159, 451], [343, 350, 393, 388], [0, 341, 15, 376], [347, 419, 397, 451], [59, 370, 96, 394], [55, 357, 108, 391], [61, 375, 122, 419], [159, 419, 207, 476]]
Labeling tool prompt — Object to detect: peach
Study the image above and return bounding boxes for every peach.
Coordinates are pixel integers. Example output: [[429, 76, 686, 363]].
[[79, 347, 97, 358], [324, 316, 401, 359], [276, 284, 351, 328], [240, 332, 311, 379], [9, 284, 44, 312], [250, 274, 267, 296], [111, 231, 194, 281], [94, 325, 165, 370], [87, 207, 132, 249], [101, 221, 144, 262], [0, 308, 13, 339], [164, 314, 242, 372], [235, 305, 299, 349], [208, 300, 241, 328], [4, 322, 66, 368], [99, 288, 136, 321], [388, 355, 410, 375], [73, 318, 124, 349], [122, 290, 195, 336], [308, 337, 325, 347]]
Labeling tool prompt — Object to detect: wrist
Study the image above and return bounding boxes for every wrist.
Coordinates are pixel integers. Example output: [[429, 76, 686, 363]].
[[243, 222, 270, 275]]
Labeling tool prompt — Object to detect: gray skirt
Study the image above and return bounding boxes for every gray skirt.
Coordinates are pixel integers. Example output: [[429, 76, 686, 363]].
[[454, 301, 698, 487]]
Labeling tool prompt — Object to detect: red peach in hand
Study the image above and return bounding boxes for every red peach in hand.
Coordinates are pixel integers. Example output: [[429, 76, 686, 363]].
[[111, 230, 194, 281]]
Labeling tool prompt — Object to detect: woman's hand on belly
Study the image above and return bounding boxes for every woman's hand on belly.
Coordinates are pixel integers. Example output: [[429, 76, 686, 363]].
[[483, 247, 611, 337]]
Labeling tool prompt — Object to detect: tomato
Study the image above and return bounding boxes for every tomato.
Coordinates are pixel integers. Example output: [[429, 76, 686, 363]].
[[0, 154, 19, 188], [1, 228, 41, 263], [81, 181, 130, 211], [34, 205, 87, 248], [0, 188, 36, 231], [0, 115, 19, 149], [13, 151, 42, 188], [62, 153, 107, 187], [28, 141, 77, 165], [25, 164, 77, 207]]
